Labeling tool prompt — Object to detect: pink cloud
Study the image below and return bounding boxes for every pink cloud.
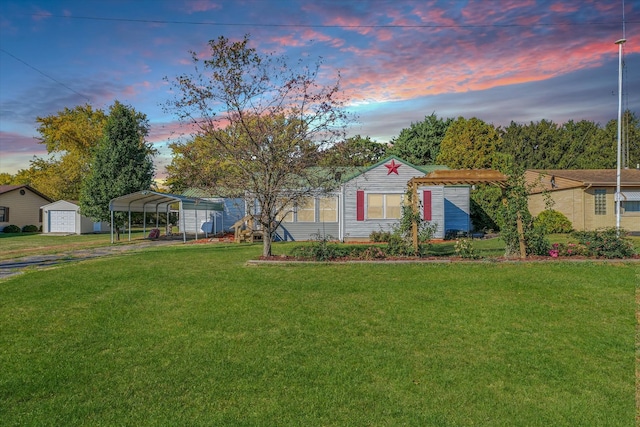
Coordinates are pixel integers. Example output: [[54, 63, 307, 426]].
[[549, 2, 578, 13], [31, 7, 51, 21], [0, 131, 41, 154], [184, 0, 222, 14]]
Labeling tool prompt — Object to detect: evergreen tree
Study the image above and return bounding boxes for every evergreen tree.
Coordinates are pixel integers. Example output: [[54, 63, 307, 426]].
[[387, 113, 453, 165], [80, 101, 155, 231], [436, 117, 502, 169]]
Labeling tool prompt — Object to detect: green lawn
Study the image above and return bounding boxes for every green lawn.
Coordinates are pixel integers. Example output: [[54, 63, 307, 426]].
[[0, 232, 126, 261], [0, 243, 636, 426]]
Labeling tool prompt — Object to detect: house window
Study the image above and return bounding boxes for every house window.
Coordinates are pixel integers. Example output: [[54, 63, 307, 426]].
[[319, 197, 337, 222], [276, 200, 294, 223], [594, 189, 607, 215], [623, 201, 640, 213], [367, 193, 404, 219], [296, 197, 315, 222], [0, 206, 8, 222]]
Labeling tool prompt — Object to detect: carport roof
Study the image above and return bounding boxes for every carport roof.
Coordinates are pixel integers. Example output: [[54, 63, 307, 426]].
[[110, 191, 224, 213]]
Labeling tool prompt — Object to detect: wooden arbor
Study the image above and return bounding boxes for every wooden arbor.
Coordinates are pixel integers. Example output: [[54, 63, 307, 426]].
[[407, 169, 526, 258]]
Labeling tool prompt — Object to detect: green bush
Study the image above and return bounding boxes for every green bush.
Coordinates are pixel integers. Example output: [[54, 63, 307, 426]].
[[534, 209, 573, 233], [3, 224, 21, 233], [572, 228, 635, 258], [22, 224, 39, 233], [526, 225, 551, 256], [548, 242, 589, 257], [369, 229, 392, 242], [290, 234, 353, 261], [454, 238, 479, 259]]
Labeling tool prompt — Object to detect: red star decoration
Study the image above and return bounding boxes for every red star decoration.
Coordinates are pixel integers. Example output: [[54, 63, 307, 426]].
[[385, 159, 402, 175]]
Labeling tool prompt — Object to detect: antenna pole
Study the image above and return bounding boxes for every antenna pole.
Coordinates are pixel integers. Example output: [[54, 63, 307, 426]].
[[615, 38, 626, 234]]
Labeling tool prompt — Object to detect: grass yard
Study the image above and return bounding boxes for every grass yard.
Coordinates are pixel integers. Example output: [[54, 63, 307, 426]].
[[0, 232, 130, 261], [0, 242, 636, 426]]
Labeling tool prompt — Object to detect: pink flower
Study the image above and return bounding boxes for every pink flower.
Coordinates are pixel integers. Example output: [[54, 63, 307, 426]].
[[549, 250, 559, 258]]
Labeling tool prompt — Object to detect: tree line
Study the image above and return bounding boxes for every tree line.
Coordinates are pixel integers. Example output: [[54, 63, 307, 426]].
[[6, 109, 637, 199], [314, 111, 639, 172]]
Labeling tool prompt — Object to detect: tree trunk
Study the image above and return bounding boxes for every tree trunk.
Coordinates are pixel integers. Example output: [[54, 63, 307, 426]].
[[262, 227, 272, 257]]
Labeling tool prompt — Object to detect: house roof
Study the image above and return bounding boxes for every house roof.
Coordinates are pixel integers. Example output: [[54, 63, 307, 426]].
[[528, 169, 640, 186], [0, 184, 53, 202], [110, 191, 224, 213], [337, 156, 448, 183]]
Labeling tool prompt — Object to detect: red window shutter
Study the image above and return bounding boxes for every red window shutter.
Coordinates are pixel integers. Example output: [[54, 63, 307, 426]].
[[423, 190, 432, 221], [356, 190, 364, 221]]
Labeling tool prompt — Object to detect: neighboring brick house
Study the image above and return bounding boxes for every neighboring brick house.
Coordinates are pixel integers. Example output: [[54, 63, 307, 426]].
[[0, 185, 53, 232], [525, 169, 640, 232]]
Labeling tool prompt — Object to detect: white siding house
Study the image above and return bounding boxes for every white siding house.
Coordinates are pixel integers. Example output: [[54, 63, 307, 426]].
[[270, 156, 471, 241], [180, 197, 245, 235]]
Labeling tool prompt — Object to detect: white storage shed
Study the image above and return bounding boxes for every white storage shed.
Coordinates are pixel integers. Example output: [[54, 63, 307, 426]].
[[41, 200, 110, 234]]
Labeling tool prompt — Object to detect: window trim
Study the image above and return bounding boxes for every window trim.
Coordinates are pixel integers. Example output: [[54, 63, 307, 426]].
[[366, 193, 404, 220], [319, 196, 338, 222], [296, 197, 316, 223]]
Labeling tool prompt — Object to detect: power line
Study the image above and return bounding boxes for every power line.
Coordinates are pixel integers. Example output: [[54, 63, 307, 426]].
[[20, 13, 640, 29], [0, 48, 89, 101]]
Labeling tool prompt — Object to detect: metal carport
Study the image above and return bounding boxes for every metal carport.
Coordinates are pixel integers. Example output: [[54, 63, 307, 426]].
[[109, 191, 224, 243]]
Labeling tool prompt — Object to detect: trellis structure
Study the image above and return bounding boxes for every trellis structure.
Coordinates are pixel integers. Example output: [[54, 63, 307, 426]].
[[406, 170, 526, 258]]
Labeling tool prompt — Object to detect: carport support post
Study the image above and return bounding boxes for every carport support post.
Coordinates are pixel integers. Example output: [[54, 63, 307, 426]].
[[180, 203, 187, 243]]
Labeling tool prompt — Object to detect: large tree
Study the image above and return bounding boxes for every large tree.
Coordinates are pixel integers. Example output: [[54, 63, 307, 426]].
[[28, 105, 108, 200], [165, 35, 350, 256], [80, 101, 155, 232], [165, 135, 233, 193], [436, 117, 502, 169], [387, 113, 453, 165], [317, 135, 387, 167]]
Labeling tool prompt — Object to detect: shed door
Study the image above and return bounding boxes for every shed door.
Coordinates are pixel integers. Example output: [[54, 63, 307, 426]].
[[49, 210, 76, 233]]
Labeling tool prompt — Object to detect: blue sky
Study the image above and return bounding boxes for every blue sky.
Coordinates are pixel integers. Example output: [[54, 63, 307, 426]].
[[1, 0, 638, 179]]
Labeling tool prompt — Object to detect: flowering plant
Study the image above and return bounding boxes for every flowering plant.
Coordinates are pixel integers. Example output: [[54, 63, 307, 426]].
[[455, 238, 479, 259]]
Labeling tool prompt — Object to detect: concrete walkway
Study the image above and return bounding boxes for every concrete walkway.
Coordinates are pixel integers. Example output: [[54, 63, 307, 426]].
[[0, 240, 179, 280]]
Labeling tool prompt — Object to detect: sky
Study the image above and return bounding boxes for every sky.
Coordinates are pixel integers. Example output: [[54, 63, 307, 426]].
[[1, 0, 639, 180]]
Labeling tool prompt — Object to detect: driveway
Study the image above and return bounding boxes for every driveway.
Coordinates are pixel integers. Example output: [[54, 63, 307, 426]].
[[0, 240, 179, 280]]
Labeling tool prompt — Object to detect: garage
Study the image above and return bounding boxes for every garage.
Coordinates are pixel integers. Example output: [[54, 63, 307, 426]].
[[49, 210, 76, 233], [41, 200, 110, 235]]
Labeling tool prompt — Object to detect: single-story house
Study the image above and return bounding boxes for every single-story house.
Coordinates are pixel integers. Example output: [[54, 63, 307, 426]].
[[41, 200, 110, 234], [261, 156, 471, 241], [180, 189, 245, 235], [0, 185, 53, 232], [525, 169, 640, 232]]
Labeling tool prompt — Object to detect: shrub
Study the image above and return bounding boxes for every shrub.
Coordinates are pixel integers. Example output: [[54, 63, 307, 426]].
[[526, 225, 551, 256], [572, 228, 635, 259], [359, 246, 386, 260], [369, 229, 392, 242], [534, 210, 573, 233], [548, 242, 589, 257], [22, 224, 39, 233], [454, 239, 479, 259], [385, 233, 414, 257], [3, 225, 21, 233], [290, 233, 351, 261]]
